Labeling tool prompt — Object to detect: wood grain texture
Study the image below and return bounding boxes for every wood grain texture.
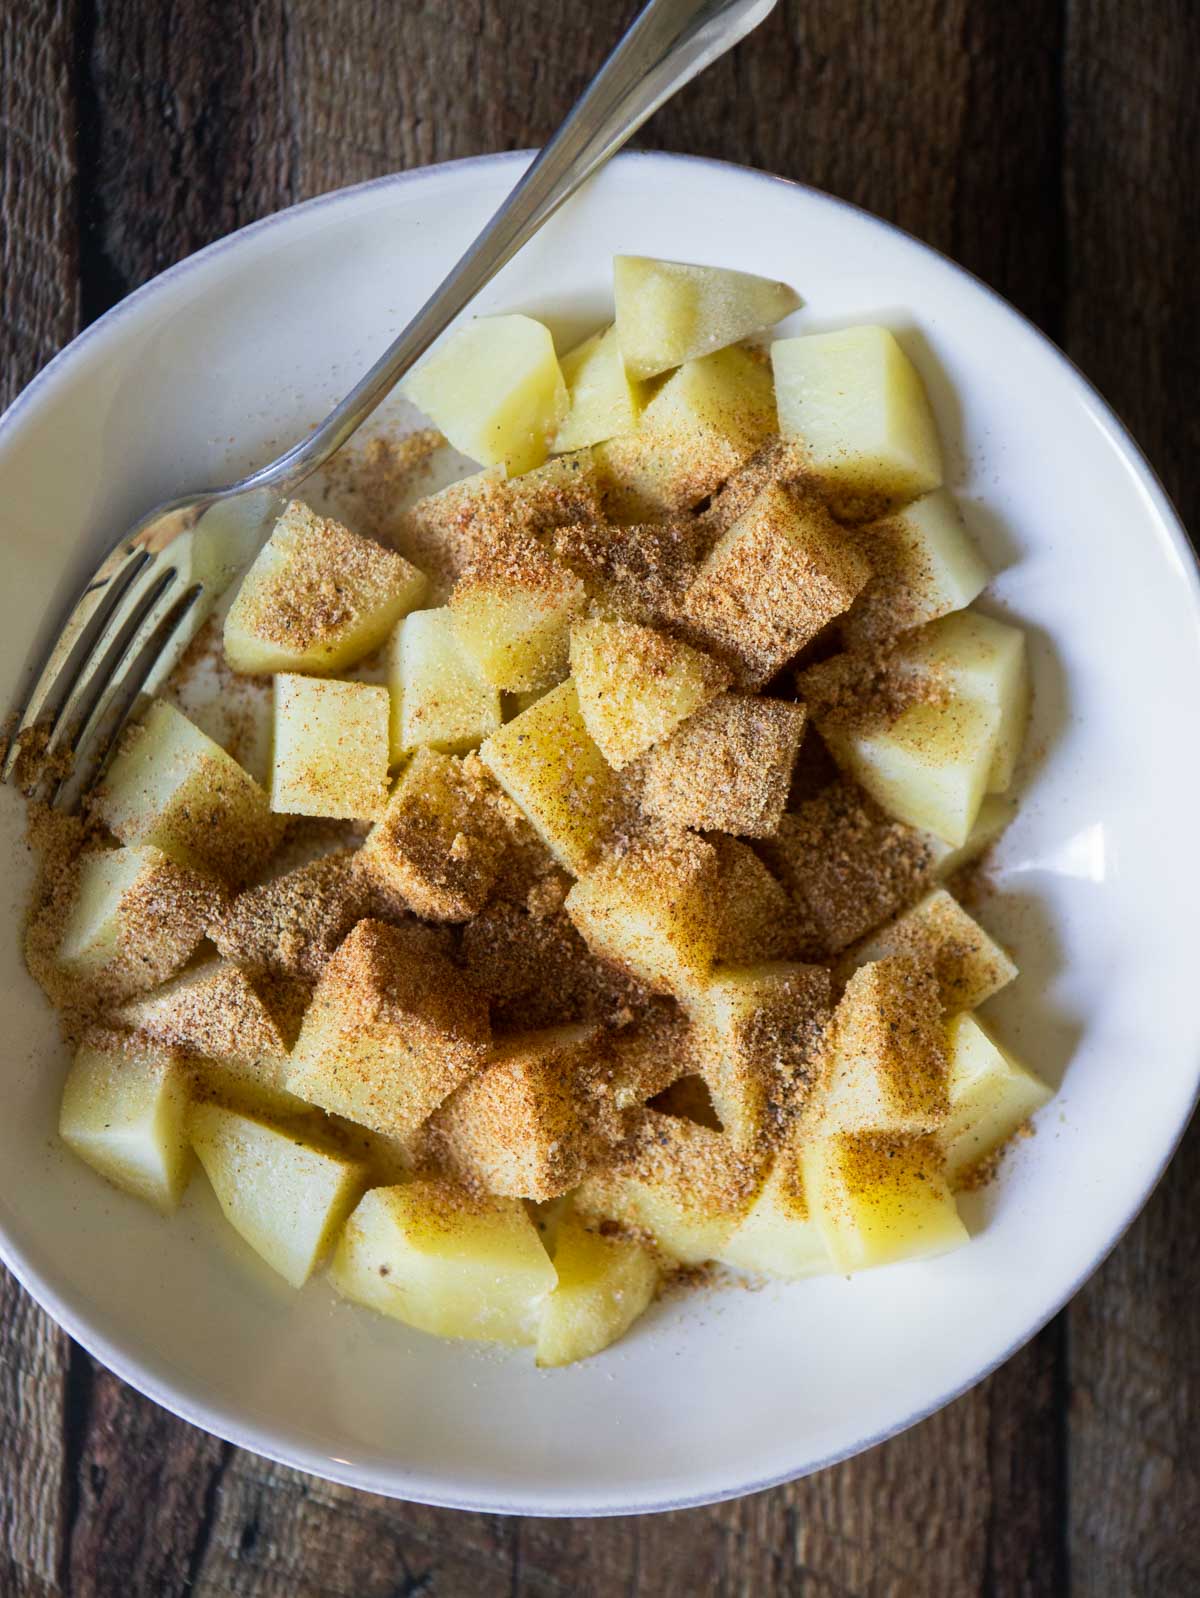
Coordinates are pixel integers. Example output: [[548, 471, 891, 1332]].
[[0, 0, 1195, 1593]]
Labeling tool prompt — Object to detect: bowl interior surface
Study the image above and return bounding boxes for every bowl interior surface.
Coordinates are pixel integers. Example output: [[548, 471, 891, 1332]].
[[1, 151, 1197, 1515]]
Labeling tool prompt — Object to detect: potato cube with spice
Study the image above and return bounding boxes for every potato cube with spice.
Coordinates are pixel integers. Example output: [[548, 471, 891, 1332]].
[[638, 693, 806, 836], [113, 956, 293, 1064], [842, 887, 1017, 1014], [270, 674, 391, 821], [450, 533, 586, 692], [208, 850, 377, 982], [223, 499, 426, 675], [710, 837, 801, 966], [388, 606, 501, 759], [553, 323, 646, 451], [681, 483, 871, 688], [569, 612, 729, 769]]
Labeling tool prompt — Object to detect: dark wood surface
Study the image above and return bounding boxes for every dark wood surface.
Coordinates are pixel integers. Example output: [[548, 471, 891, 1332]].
[[2, 1, 1197, 1592]]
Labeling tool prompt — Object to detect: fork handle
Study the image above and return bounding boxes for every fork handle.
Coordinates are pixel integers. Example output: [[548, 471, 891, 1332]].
[[241, 0, 777, 496]]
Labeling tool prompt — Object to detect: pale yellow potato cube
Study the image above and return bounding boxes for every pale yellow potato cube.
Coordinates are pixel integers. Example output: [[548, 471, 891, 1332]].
[[802, 1132, 968, 1273], [565, 832, 720, 997], [719, 1147, 831, 1278], [388, 606, 501, 759], [553, 323, 645, 450], [942, 1012, 1052, 1182], [450, 534, 586, 692], [223, 499, 426, 675], [922, 794, 1015, 881], [594, 346, 775, 520], [613, 255, 800, 381], [98, 698, 282, 886], [329, 1179, 557, 1345], [270, 674, 391, 821], [190, 1101, 367, 1289], [59, 1037, 192, 1214], [841, 489, 990, 649], [569, 612, 729, 769], [772, 325, 943, 509], [401, 314, 567, 476], [287, 919, 491, 1137], [817, 957, 948, 1135], [478, 679, 620, 874], [536, 1211, 659, 1367], [843, 887, 1017, 1014]]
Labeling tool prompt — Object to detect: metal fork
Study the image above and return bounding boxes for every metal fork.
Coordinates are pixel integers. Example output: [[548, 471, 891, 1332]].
[[2, 0, 776, 806]]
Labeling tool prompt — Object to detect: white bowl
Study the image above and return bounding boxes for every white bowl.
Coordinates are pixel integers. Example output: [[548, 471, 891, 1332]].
[[1, 151, 1197, 1516]]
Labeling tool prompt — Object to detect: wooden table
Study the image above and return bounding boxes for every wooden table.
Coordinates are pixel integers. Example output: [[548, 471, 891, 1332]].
[[2, 2, 1197, 1593]]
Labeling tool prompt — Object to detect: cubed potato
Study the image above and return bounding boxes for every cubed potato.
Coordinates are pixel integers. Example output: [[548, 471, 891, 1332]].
[[553, 323, 646, 450], [565, 832, 720, 997], [270, 674, 391, 821], [756, 780, 935, 957], [942, 1012, 1052, 1182], [478, 679, 620, 874], [550, 517, 709, 635], [681, 483, 870, 687], [575, 1110, 760, 1265], [450, 533, 586, 692], [428, 1025, 608, 1201], [536, 1210, 659, 1367], [57, 844, 219, 1001], [842, 888, 1017, 1014], [709, 837, 798, 966], [801, 1132, 968, 1273], [719, 1146, 831, 1278], [59, 1036, 192, 1214], [401, 314, 568, 475], [696, 436, 810, 539], [613, 255, 800, 380], [569, 612, 729, 769], [922, 794, 1015, 881], [815, 957, 948, 1136], [593, 346, 775, 520], [638, 693, 806, 836], [98, 699, 282, 886], [683, 962, 832, 1146], [388, 606, 501, 759], [113, 956, 293, 1064], [329, 1178, 557, 1345], [287, 919, 491, 1137], [208, 850, 377, 982], [357, 748, 507, 921], [189, 1101, 367, 1289], [223, 499, 426, 675], [841, 490, 989, 649], [772, 325, 943, 510]]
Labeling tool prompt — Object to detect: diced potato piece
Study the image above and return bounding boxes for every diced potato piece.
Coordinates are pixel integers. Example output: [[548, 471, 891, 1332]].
[[553, 323, 645, 450], [922, 794, 1015, 881], [59, 1037, 192, 1214], [843, 888, 1017, 1014], [682, 484, 870, 688], [710, 837, 799, 965], [594, 346, 775, 520], [98, 699, 282, 886], [550, 517, 709, 635], [113, 956, 292, 1063], [478, 680, 620, 874], [208, 850, 376, 982], [719, 1146, 831, 1278], [428, 1025, 608, 1201], [841, 490, 989, 649], [401, 314, 568, 475], [942, 1012, 1052, 1182], [57, 845, 218, 1001], [357, 748, 507, 921], [772, 325, 943, 509], [388, 606, 501, 759], [329, 1178, 556, 1345], [223, 499, 426, 675], [894, 611, 1030, 792], [450, 534, 586, 692], [185, 1055, 326, 1129], [190, 1101, 366, 1288], [566, 832, 720, 998], [614, 255, 800, 381], [801, 1132, 968, 1272], [287, 919, 490, 1137], [696, 436, 811, 539], [569, 613, 729, 769], [638, 693, 806, 836], [817, 957, 948, 1135], [756, 780, 934, 957], [683, 962, 832, 1146], [270, 674, 391, 821], [536, 1210, 659, 1367], [575, 1110, 759, 1265]]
